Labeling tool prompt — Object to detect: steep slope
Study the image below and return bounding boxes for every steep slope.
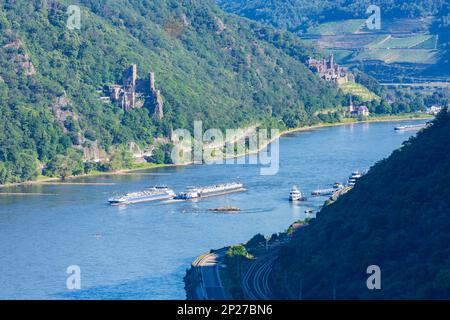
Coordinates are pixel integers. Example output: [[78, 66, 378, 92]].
[[217, 0, 450, 79], [272, 109, 450, 299], [217, 0, 448, 31], [0, 0, 343, 184]]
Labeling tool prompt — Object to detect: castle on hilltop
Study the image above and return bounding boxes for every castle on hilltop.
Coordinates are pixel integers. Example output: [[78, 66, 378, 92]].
[[105, 64, 164, 119], [308, 53, 355, 84]]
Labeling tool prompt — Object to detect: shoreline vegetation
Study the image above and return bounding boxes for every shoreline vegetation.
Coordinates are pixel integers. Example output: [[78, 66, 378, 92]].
[[208, 108, 450, 300], [0, 113, 431, 189]]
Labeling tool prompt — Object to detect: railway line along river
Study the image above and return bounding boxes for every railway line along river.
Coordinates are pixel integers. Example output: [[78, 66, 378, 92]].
[[0, 119, 426, 299]]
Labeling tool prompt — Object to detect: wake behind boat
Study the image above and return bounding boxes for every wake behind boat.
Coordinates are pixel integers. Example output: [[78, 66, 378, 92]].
[[108, 186, 175, 205]]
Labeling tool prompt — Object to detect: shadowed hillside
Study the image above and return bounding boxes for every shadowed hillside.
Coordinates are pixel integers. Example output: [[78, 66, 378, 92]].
[[272, 108, 450, 299]]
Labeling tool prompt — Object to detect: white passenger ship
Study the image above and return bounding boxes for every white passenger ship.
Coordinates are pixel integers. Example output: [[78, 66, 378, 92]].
[[289, 186, 307, 201]]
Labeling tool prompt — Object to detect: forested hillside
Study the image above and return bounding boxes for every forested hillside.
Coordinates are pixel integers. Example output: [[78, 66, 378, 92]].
[[218, 0, 448, 31], [272, 108, 450, 299], [218, 0, 450, 78], [0, 0, 344, 184]]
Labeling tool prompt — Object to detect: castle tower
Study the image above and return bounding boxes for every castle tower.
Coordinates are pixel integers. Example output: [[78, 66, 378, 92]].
[[329, 53, 336, 77], [149, 72, 156, 91], [348, 96, 354, 113], [148, 71, 164, 119], [128, 91, 135, 110], [120, 92, 127, 111], [109, 85, 121, 102], [121, 64, 137, 109], [131, 64, 137, 86], [123, 64, 137, 87], [154, 90, 164, 120]]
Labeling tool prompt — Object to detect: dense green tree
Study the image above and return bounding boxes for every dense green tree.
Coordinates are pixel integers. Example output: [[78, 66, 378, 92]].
[[0, 161, 8, 184], [149, 146, 165, 165], [43, 149, 83, 179], [13, 150, 39, 182], [148, 143, 174, 165], [227, 244, 250, 258], [2, 0, 444, 185], [375, 100, 392, 114], [108, 147, 134, 171], [0, 0, 348, 184]]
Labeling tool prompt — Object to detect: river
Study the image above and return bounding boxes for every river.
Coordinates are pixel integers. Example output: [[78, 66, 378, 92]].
[[0, 119, 426, 299]]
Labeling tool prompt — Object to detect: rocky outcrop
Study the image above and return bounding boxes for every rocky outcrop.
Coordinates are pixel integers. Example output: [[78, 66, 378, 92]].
[[80, 140, 107, 163], [50, 95, 74, 124], [2, 31, 36, 76], [127, 141, 152, 163], [149, 71, 164, 119], [214, 16, 226, 34]]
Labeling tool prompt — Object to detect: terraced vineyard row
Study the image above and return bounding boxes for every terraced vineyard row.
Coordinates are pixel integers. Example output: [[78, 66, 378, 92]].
[[300, 17, 440, 67], [366, 35, 436, 49]]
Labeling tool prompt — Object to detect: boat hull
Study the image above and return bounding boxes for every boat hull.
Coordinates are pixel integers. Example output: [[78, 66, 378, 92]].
[[289, 196, 307, 201], [108, 193, 174, 205], [199, 187, 246, 198]]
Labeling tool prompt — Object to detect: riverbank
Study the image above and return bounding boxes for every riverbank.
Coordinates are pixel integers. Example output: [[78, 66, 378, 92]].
[[0, 113, 431, 189], [282, 113, 431, 135], [238, 113, 432, 160], [207, 111, 450, 300], [0, 163, 171, 189], [185, 223, 301, 300], [1, 117, 431, 299]]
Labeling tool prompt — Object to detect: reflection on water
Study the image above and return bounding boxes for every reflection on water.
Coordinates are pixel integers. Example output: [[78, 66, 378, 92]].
[[0, 120, 426, 299]]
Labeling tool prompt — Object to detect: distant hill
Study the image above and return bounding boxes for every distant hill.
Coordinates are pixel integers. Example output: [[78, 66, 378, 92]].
[[0, 0, 345, 184], [272, 109, 450, 299], [302, 16, 448, 81], [217, 0, 450, 81], [218, 0, 448, 31]]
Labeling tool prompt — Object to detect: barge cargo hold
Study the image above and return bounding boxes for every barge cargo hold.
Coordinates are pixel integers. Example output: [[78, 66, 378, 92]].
[[108, 186, 175, 205], [175, 182, 245, 200]]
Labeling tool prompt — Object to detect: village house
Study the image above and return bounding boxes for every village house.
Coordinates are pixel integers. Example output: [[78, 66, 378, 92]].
[[427, 105, 442, 115], [357, 106, 370, 117], [347, 98, 370, 117]]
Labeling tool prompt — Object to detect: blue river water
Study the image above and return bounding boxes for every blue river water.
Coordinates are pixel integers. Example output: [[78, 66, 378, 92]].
[[0, 120, 426, 299]]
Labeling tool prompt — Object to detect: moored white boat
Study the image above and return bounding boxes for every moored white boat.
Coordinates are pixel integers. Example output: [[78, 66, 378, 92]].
[[347, 170, 364, 187], [289, 185, 307, 201]]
